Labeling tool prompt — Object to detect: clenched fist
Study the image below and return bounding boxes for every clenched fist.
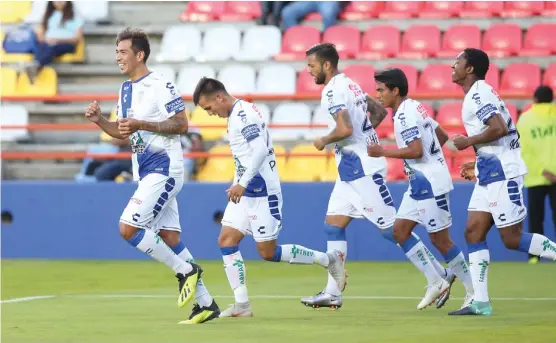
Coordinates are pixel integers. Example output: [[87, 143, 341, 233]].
[[85, 101, 102, 123]]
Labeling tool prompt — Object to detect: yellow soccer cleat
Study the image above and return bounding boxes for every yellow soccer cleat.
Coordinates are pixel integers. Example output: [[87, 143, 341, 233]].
[[178, 301, 221, 324], [176, 263, 202, 308]]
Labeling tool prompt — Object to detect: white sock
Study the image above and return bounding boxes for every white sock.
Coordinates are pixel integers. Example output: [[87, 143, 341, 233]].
[[127, 229, 192, 275], [469, 244, 490, 302], [222, 249, 249, 303], [402, 235, 442, 285], [324, 240, 347, 296], [421, 242, 448, 278], [279, 244, 329, 266], [447, 252, 474, 295], [174, 245, 213, 307], [526, 233, 556, 260]]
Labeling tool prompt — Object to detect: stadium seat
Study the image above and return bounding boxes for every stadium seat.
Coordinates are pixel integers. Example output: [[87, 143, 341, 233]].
[[1, 67, 18, 96], [256, 64, 296, 95], [543, 63, 556, 90], [56, 39, 86, 63], [271, 103, 312, 140], [0, 1, 31, 23], [189, 106, 227, 141], [275, 26, 321, 61], [236, 25, 281, 61], [386, 158, 406, 181], [0, 104, 29, 142], [343, 64, 375, 94], [436, 103, 465, 136], [253, 103, 271, 124], [74, 1, 109, 22], [281, 144, 328, 182], [220, 1, 261, 21], [460, 1, 503, 18], [340, 1, 383, 20], [321, 156, 338, 182], [100, 108, 118, 142], [500, 63, 541, 93], [322, 25, 360, 59], [197, 26, 241, 62], [420, 1, 463, 18], [501, 1, 544, 18], [543, 1, 556, 16], [386, 64, 418, 94], [307, 106, 334, 140], [24, 0, 46, 23], [421, 103, 435, 118], [375, 108, 394, 140], [181, 1, 225, 21], [156, 26, 201, 62], [272, 144, 287, 174], [296, 72, 324, 95], [521, 23, 556, 56], [176, 65, 216, 95], [16, 66, 57, 96], [437, 24, 481, 58], [149, 64, 176, 84], [0, 29, 33, 63], [399, 25, 441, 59], [505, 102, 519, 124], [358, 25, 400, 60], [379, 1, 421, 19], [218, 64, 256, 94], [195, 144, 234, 182], [418, 64, 459, 93], [482, 23, 522, 58]]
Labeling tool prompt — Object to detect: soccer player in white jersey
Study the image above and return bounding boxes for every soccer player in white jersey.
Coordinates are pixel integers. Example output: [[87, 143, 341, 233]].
[[448, 48, 556, 316], [368, 68, 475, 310], [84, 28, 219, 324], [192, 77, 345, 317], [300, 43, 456, 309]]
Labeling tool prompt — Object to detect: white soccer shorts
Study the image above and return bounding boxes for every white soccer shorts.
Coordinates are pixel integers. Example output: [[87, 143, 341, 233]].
[[221, 193, 283, 242], [120, 173, 183, 233], [468, 176, 527, 228], [326, 173, 396, 229], [396, 191, 452, 233]]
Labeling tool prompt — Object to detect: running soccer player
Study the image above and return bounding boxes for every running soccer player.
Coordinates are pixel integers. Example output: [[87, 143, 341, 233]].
[[84, 28, 219, 324], [300, 43, 456, 309], [449, 48, 556, 316], [368, 68, 475, 310], [192, 77, 345, 317]]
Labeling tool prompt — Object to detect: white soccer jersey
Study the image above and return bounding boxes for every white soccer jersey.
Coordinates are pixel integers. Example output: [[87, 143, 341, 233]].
[[228, 99, 281, 197], [462, 80, 528, 185], [321, 73, 386, 181], [393, 98, 453, 200], [116, 72, 185, 181]]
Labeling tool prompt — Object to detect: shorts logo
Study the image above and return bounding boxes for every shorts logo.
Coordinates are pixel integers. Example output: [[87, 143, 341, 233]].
[[498, 213, 506, 222], [249, 215, 257, 220], [489, 202, 498, 207], [130, 197, 142, 205], [428, 219, 437, 228], [363, 207, 373, 213], [377, 217, 385, 226]]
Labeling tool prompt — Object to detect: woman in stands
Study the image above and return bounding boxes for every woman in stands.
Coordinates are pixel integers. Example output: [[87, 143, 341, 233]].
[[26, 1, 84, 82]]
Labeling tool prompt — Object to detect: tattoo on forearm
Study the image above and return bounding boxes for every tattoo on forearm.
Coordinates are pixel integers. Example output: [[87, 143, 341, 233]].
[[142, 116, 185, 134], [340, 110, 353, 129], [366, 95, 388, 128]]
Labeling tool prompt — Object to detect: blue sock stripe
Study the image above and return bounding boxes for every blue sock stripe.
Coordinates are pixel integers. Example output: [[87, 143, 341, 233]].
[[518, 232, 533, 253], [443, 245, 462, 263], [221, 245, 239, 255], [400, 234, 420, 253], [380, 227, 396, 244], [127, 229, 145, 247], [271, 246, 282, 262], [170, 241, 186, 255], [325, 224, 346, 241], [468, 241, 488, 253]]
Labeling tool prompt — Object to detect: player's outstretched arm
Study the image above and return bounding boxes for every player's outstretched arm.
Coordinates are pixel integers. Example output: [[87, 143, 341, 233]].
[[85, 101, 125, 139], [365, 95, 388, 128], [368, 139, 424, 160], [321, 109, 353, 145], [136, 110, 188, 135], [453, 113, 508, 150]]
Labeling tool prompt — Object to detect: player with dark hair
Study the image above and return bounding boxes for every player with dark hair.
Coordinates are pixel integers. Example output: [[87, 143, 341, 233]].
[[193, 77, 345, 317], [369, 68, 475, 310], [449, 48, 556, 316]]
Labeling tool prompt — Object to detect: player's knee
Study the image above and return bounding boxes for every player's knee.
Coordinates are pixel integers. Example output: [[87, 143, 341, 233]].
[[259, 249, 275, 261], [119, 222, 139, 241], [430, 230, 453, 254], [392, 224, 411, 244], [159, 230, 180, 247]]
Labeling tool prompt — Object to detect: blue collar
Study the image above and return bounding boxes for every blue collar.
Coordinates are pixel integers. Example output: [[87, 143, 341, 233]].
[[133, 72, 152, 83]]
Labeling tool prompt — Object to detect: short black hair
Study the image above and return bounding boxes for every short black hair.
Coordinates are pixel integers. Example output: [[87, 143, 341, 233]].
[[116, 27, 151, 63], [305, 43, 339, 68], [374, 68, 409, 97], [534, 85, 554, 103], [193, 77, 228, 106], [463, 48, 489, 80]]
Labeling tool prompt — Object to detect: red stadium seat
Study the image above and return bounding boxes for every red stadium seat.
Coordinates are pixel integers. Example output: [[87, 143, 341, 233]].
[[543, 63, 556, 90], [399, 25, 441, 58], [418, 64, 460, 93], [437, 24, 481, 58], [504, 102, 519, 124], [180, 1, 225, 21], [420, 1, 463, 18], [460, 1, 503, 18], [386, 157, 407, 181], [304, 12, 322, 21], [521, 23, 556, 56], [385, 64, 418, 94], [343, 64, 376, 94], [379, 1, 422, 19], [421, 103, 435, 118], [340, 1, 383, 20], [482, 23, 522, 57], [501, 1, 544, 18], [543, 1, 556, 16], [322, 25, 360, 59], [436, 103, 465, 136], [485, 63, 500, 91], [220, 1, 261, 21], [275, 26, 320, 61], [358, 25, 400, 59], [296, 72, 324, 95], [376, 108, 394, 139], [500, 63, 541, 93]]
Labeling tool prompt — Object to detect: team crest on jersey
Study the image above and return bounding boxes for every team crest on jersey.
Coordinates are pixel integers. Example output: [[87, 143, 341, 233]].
[[130, 133, 146, 154]]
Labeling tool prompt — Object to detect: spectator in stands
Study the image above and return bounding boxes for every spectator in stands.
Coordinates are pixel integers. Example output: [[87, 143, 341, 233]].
[[516, 85, 556, 264], [26, 1, 84, 82], [281, 1, 343, 31], [94, 137, 133, 181], [259, 1, 289, 26]]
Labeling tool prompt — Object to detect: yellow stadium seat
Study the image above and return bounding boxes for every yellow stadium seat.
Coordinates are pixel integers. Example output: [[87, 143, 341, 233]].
[[0, 30, 33, 63], [321, 156, 338, 182], [281, 144, 328, 182], [195, 144, 234, 182], [100, 108, 118, 142], [16, 66, 57, 96], [190, 106, 227, 141], [272, 144, 287, 174], [0, 1, 32, 24], [0, 68, 18, 96], [56, 39, 86, 63]]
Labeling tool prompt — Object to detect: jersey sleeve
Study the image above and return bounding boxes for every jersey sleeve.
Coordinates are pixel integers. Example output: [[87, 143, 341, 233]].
[[468, 89, 500, 125], [396, 109, 421, 145], [325, 87, 348, 116], [235, 108, 262, 143], [156, 80, 186, 119]]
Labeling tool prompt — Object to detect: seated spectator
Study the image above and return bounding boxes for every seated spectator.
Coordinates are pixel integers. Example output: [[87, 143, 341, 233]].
[[26, 1, 84, 82], [259, 1, 289, 26], [281, 1, 343, 31]]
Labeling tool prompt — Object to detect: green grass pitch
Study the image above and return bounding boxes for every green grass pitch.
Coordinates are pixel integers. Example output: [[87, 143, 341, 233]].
[[2, 260, 555, 343]]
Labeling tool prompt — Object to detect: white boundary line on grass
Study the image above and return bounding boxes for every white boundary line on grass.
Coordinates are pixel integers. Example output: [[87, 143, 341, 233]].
[[3, 294, 556, 304]]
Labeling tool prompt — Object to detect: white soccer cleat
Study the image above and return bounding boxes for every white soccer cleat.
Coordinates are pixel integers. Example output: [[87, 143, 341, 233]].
[[460, 293, 474, 309], [326, 250, 346, 292], [218, 302, 253, 318], [301, 291, 343, 309], [417, 279, 450, 310]]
